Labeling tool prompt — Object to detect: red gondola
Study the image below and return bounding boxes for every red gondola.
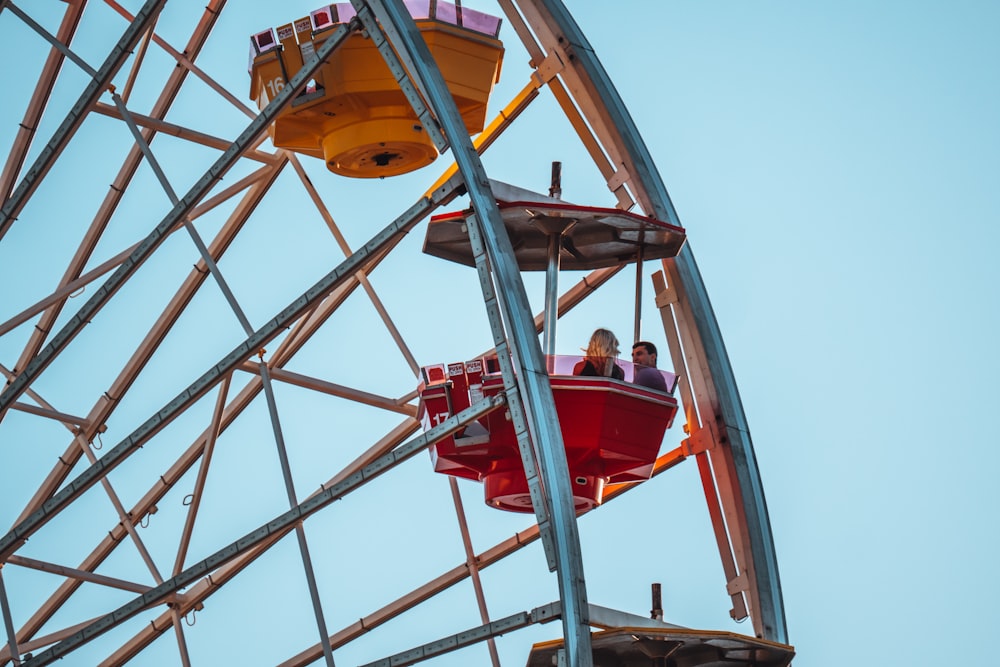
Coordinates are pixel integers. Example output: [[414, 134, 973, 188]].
[[419, 355, 678, 512]]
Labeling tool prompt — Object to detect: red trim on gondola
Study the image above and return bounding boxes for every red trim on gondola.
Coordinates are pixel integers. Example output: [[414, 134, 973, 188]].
[[429, 200, 685, 235]]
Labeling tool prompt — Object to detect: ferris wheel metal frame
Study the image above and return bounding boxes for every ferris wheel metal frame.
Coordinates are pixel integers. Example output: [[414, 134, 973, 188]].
[[0, 1, 787, 665]]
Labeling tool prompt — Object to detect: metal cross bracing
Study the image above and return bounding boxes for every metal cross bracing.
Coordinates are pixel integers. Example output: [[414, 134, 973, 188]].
[[0, 0, 786, 666]]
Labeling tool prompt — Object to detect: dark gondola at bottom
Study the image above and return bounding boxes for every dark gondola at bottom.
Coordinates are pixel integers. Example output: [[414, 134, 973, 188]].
[[418, 355, 679, 512]]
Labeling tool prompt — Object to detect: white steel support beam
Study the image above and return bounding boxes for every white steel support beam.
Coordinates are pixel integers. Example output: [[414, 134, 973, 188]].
[[0, 241, 144, 339], [358, 600, 688, 667], [118, 16, 154, 104], [503, 1, 634, 210], [168, 607, 192, 667]]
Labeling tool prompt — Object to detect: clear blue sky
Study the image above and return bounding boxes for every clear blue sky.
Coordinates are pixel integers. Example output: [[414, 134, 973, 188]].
[[1, 1, 997, 665]]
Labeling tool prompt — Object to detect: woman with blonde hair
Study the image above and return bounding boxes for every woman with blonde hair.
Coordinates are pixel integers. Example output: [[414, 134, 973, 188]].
[[573, 328, 624, 379]]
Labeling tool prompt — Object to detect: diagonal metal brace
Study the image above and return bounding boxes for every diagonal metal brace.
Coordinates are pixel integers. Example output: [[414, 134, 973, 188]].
[[0, 173, 464, 564], [0, 0, 166, 241], [462, 213, 559, 571], [19, 394, 506, 667], [357, 601, 562, 667], [0, 17, 360, 418]]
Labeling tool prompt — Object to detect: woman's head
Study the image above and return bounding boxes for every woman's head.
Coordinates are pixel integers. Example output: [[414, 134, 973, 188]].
[[585, 328, 620, 375]]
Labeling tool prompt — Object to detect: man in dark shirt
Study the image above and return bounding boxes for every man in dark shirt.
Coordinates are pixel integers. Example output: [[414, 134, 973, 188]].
[[631, 341, 668, 392]]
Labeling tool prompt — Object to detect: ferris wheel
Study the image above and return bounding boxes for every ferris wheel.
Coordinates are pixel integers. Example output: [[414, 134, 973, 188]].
[[0, 1, 790, 666]]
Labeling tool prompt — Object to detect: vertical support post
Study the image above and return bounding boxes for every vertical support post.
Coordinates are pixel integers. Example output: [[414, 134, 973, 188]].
[[650, 582, 662, 621], [259, 361, 336, 667], [447, 479, 502, 667], [173, 376, 232, 576], [543, 231, 560, 365], [0, 568, 21, 666], [169, 608, 193, 667], [634, 243, 644, 344], [544, 161, 563, 366], [353, 2, 593, 663]]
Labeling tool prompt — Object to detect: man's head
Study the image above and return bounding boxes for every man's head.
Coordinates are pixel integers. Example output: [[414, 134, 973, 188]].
[[632, 341, 658, 368]]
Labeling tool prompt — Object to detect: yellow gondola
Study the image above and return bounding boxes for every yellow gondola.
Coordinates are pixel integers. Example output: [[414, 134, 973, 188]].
[[248, 1, 504, 177]]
